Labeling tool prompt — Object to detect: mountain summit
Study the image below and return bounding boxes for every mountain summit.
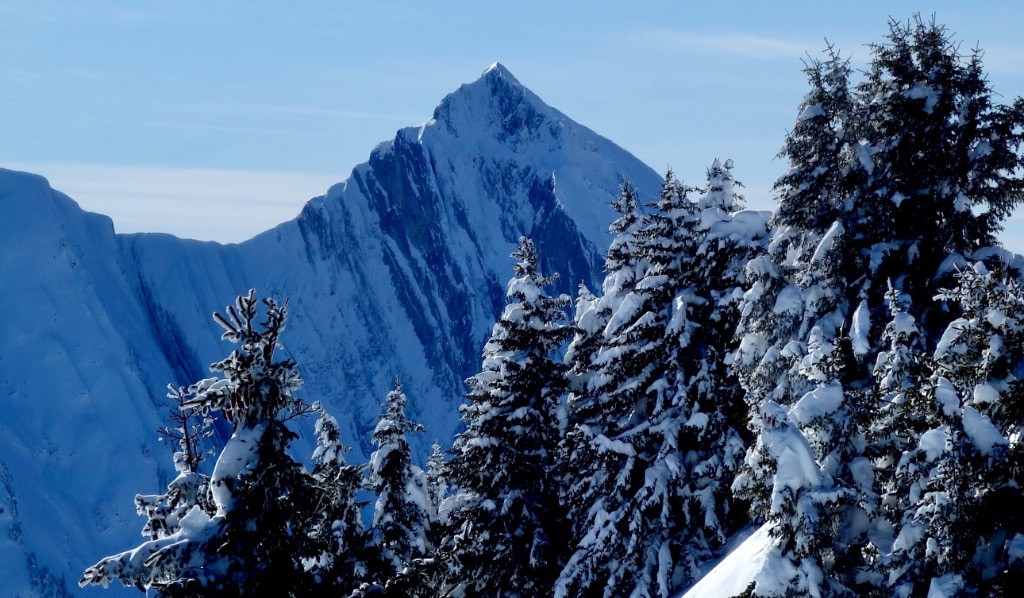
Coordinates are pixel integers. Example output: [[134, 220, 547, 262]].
[[0, 64, 661, 595]]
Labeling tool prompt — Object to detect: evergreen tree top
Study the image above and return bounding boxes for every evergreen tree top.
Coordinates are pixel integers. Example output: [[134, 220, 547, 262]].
[[427, 441, 445, 470], [512, 236, 541, 279], [857, 14, 1024, 251], [609, 179, 642, 234], [312, 401, 350, 470], [184, 289, 304, 429], [372, 380, 425, 446], [655, 168, 693, 214], [604, 181, 648, 290], [773, 45, 852, 234], [161, 387, 215, 474], [699, 158, 745, 212]]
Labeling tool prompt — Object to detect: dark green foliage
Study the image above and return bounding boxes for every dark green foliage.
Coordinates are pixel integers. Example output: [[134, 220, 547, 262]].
[[774, 45, 854, 234]]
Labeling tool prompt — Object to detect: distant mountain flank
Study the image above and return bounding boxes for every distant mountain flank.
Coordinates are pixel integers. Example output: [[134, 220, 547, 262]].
[[0, 64, 662, 596]]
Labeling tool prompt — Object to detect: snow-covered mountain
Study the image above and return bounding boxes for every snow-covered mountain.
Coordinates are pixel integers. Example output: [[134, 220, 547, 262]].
[[0, 63, 662, 595]]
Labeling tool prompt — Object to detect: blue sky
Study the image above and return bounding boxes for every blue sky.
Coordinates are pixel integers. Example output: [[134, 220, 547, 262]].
[[3, 1, 1024, 249]]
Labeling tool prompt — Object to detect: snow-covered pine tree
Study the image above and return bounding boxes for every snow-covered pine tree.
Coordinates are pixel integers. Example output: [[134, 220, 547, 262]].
[[558, 170, 717, 597], [79, 392, 216, 591], [434, 237, 570, 597], [732, 223, 868, 597], [560, 180, 648, 552], [732, 17, 1024, 595], [860, 284, 933, 573], [425, 441, 447, 531], [563, 181, 647, 405], [564, 283, 600, 397], [309, 401, 370, 592], [366, 381, 431, 581], [885, 262, 1024, 594], [884, 375, 977, 597], [391, 440, 449, 597], [855, 16, 1024, 309], [731, 53, 859, 535], [139, 394, 216, 541], [863, 283, 932, 569], [602, 180, 648, 307], [663, 159, 767, 580], [85, 290, 331, 596], [772, 45, 853, 236]]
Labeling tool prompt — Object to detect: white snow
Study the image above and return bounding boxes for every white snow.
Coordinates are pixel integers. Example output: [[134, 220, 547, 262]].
[[211, 423, 266, 513], [708, 210, 771, 243], [919, 427, 949, 461], [961, 406, 1007, 455], [907, 82, 939, 113], [811, 221, 843, 264], [851, 300, 871, 356], [1008, 533, 1024, 562], [798, 104, 826, 121], [790, 383, 844, 426], [855, 142, 875, 175], [927, 574, 964, 597], [934, 377, 961, 418], [972, 382, 1001, 407], [685, 412, 710, 430], [773, 284, 803, 316], [934, 319, 968, 361], [680, 524, 772, 598]]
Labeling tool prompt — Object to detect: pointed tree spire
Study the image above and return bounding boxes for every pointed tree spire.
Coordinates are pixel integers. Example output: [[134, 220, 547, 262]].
[[435, 237, 571, 596], [367, 380, 431, 579], [699, 158, 745, 212]]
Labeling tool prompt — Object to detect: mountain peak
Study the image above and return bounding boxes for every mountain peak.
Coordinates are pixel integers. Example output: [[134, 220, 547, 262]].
[[427, 61, 547, 144], [480, 61, 520, 85]]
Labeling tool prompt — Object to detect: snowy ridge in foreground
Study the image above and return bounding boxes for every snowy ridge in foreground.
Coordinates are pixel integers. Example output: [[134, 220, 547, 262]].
[[680, 524, 770, 598]]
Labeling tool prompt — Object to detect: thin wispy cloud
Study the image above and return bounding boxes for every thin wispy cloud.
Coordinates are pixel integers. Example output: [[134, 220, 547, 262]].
[[5, 162, 342, 243], [142, 100, 415, 123], [634, 29, 810, 61], [138, 120, 331, 138]]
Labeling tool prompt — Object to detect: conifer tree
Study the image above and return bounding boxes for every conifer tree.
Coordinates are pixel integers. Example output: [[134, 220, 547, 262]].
[[560, 181, 648, 547], [773, 46, 853, 235], [666, 159, 766, 579], [560, 168, 750, 597], [885, 376, 977, 596], [732, 221, 873, 596], [564, 284, 600, 398], [309, 401, 370, 591], [367, 381, 431, 580], [866, 284, 931, 533], [884, 263, 1024, 594], [855, 16, 1024, 307], [435, 237, 570, 596], [732, 17, 1024, 595], [84, 291, 336, 596], [563, 181, 646, 405], [425, 441, 447, 530]]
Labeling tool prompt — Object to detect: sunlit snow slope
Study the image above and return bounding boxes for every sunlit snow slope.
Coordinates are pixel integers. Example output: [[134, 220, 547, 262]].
[[0, 63, 662, 596]]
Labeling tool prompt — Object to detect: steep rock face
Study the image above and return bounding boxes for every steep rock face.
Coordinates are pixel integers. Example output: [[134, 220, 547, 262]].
[[124, 63, 661, 458], [0, 63, 661, 595]]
